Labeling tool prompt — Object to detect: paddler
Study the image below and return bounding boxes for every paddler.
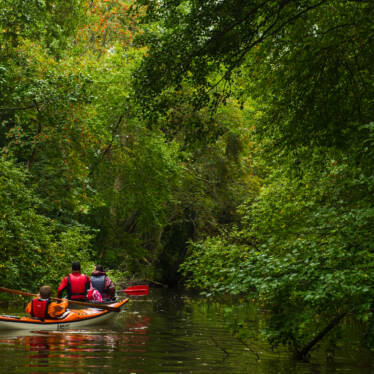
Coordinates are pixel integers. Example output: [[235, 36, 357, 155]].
[[26, 285, 68, 319], [90, 265, 116, 301], [57, 261, 91, 301]]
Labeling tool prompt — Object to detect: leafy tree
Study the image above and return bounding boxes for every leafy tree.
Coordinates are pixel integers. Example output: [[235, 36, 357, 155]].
[[182, 148, 374, 357], [0, 156, 92, 292], [88, 119, 183, 276], [157, 96, 260, 283], [75, 0, 142, 54], [136, 0, 374, 359]]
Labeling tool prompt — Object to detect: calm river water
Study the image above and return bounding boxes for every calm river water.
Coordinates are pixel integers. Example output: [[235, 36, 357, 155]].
[[0, 289, 373, 373]]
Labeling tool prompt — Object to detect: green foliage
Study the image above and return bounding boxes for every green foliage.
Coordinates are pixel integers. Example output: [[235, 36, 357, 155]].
[[156, 96, 259, 283], [182, 149, 374, 354], [0, 0, 86, 53], [2, 0, 373, 362], [150, 0, 374, 358], [134, 1, 340, 111], [89, 119, 183, 274], [180, 236, 249, 295], [0, 156, 92, 292], [248, 3, 374, 155], [1, 0, 257, 287]]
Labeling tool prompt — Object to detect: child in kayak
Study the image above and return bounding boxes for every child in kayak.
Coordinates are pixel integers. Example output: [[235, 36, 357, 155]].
[[26, 285, 69, 319]]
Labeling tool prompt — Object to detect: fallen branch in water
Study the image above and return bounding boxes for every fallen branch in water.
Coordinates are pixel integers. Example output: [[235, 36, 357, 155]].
[[235, 336, 260, 361], [210, 336, 229, 356], [294, 311, 347, 361]]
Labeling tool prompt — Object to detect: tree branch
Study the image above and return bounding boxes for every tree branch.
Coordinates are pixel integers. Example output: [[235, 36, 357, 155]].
[[294, 311, 347, 360], [27, 100, 43, 171], [210, 336, 230, 356], [195, 0, 270, 57], [88, 112, 125, 177], [232, 0, 329, 69], [0, 104, 36, 111]]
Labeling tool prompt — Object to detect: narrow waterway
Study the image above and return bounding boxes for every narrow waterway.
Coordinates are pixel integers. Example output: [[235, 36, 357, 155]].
[[0, 289, 372, 373]]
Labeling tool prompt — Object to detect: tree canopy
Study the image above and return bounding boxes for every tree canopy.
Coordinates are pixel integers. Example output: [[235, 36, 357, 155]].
[[133, 0, 374, 358]]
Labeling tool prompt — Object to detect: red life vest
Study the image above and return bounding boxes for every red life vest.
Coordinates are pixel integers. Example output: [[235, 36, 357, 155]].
[[67, 273, 90, 300], [31, 298, 51, 319]]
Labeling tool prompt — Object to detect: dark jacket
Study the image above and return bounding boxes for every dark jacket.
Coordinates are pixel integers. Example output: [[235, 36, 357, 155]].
[[91, 270, 115, 300]]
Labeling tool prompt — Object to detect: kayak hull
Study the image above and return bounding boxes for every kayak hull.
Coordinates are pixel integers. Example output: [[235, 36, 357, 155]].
[[0, 299, 128, 331]]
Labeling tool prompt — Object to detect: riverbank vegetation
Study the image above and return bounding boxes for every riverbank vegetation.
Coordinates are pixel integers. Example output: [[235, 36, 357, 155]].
[[1, 0, 373, 360]]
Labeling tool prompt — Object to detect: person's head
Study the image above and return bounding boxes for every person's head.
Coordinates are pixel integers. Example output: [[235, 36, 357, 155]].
[[72, 261, 81, 272], [39, 285, 52, 299], [95, 264, 104, 272]]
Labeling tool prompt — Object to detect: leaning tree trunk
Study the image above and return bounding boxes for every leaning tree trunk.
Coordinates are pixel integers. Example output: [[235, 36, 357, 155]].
[[294, 311, 347, 361]]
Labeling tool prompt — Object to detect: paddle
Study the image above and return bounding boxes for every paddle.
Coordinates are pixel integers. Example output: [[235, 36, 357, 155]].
[[120, 285, 149, 296], [0, 287, 121, 312]]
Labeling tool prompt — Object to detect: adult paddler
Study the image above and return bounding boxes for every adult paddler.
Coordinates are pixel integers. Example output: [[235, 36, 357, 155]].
[[57, 261, 90, 301], [91, 264, 116, 301]]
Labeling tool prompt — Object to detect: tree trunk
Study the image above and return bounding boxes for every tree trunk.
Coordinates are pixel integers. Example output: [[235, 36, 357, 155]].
[[294, 311, 347, 361]]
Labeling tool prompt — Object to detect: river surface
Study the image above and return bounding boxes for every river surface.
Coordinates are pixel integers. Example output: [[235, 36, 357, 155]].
[[0, 289, 373, 373]]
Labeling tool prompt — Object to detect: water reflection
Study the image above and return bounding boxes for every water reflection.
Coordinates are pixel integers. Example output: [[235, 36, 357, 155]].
[[0, 291, 372, 374], [0, 308, 151, 373]]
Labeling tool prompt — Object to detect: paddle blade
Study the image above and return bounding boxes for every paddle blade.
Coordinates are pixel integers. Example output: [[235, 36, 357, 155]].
[[121, 285, 149, 296]]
